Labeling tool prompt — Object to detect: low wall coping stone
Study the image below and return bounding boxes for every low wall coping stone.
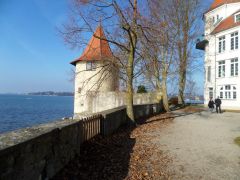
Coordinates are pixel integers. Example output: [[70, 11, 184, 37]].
[[0, 119, 82, 151]]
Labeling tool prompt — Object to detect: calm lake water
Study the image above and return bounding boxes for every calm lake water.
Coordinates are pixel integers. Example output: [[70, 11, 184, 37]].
[[0, 95, 73, 134]]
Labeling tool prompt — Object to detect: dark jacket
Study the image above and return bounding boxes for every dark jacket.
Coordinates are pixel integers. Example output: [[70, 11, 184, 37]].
[[215, 98, 222, 106], [208, 100, 214, 108]]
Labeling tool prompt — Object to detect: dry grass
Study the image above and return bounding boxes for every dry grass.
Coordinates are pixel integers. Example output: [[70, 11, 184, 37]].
[[179, 106, 205, 113], [225, 110, 240, 113]]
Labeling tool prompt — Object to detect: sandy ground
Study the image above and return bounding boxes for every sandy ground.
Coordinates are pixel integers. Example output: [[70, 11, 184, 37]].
[[152, 110, 240, 180]]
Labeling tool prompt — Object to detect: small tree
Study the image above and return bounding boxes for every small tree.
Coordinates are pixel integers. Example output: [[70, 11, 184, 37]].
[[137, 85, 147, 93]]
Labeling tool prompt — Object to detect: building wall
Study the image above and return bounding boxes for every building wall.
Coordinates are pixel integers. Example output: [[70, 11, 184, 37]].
[[204, 3, 240, 109]]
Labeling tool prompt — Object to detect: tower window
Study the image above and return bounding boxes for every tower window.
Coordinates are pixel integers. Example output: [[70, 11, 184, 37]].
[[86, 62, 96, 71], [78, 87, 82, 93]]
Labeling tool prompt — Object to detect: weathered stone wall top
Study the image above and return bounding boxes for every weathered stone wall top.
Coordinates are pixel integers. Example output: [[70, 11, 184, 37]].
[[0, 119, 79, 151]]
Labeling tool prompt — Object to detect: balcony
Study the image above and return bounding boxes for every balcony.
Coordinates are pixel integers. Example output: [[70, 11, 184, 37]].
[[196, 36, 208, 51]]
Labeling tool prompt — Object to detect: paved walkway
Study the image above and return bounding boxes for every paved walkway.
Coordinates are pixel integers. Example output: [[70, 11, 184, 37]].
[[153, 110, 240, 180]]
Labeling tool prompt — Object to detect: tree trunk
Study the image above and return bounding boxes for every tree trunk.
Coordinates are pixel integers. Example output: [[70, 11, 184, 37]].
[[177, 3, 189, 106], [153, 57, 162, 103], [178, 69, 186, 105], [162, 66, 170, 112], [126, 46, 135, 125], [125, 0, 137, 125]]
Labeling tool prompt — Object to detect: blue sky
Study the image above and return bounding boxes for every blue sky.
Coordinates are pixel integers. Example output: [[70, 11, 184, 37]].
[[0, 0, 213, 94], [0, 0, 81, 93]]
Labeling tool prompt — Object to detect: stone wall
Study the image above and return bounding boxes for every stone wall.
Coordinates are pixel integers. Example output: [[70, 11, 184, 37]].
[[0, 119, 84, 180], [74, 91, 162, 117], [100, 103, 163, 136], [0, 103, 162, 180]]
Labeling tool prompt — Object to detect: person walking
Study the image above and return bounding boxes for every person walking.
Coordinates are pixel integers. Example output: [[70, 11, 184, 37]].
[[215, 96, 222, 114], [208, 98, 215, 112]]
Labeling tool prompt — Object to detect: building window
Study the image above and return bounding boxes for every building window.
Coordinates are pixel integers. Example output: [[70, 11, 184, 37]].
[[220, 87, 223, 99], [233, 86, 237, 99], [219, 85, 237, 100], [235, 13, 240, 23], [231, 58, 238, 76], [207, 66, 211, 82], [231, 32, 239, 50], [218, 36, 225, 53], [218, 60, 225, 78], [86, 62, 96, 71], [209, 87, 213, 99], [225, 85, 231, 99]]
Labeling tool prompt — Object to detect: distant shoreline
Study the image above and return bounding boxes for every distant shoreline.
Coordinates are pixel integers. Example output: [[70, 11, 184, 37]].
[[28, 92, 74, 96], [27, 94, 74, 97], [0, 92, 74, 97]]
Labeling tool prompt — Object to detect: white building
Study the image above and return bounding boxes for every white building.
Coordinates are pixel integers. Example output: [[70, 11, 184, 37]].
[[197, 0, 240, 109]]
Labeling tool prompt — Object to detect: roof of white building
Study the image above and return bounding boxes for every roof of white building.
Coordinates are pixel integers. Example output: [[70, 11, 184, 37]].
[[211, 9, 240, 34], [206, 0, 240, 14]]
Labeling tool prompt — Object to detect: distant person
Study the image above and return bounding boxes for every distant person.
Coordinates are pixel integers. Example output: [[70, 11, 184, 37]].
[[215, 97, 222, 114], [208, 98, 215, 112]]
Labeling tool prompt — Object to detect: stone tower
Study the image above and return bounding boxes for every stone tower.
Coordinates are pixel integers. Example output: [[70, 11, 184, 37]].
[[71, 25, 119, 114]]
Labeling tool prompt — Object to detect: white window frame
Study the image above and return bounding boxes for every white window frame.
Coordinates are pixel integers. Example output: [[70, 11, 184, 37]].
[[219, 85, 237, 100], [231, 31, 239, 50], [218, 36, 225, 53], [225, 85, 231, 99], [230, 58, 238, 76], [233, 86, 237, 99], [218, 60, 225, 78]]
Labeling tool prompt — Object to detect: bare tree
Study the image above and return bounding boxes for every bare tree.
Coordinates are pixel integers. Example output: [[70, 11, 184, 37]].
[[171, 0, 202, 105], [61, 0, 146, 124], [139, 0, 177, 112]]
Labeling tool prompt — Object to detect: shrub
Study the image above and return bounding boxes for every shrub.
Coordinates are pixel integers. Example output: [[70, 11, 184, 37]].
[[169, 97, 178, 106], [137, 85, 147, 93]]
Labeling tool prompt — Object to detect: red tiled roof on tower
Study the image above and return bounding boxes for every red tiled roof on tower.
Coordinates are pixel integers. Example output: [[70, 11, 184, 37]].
[[71, 26, 113, 66], [206, 0, 240, 13], [211, 9, 240, 34]]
